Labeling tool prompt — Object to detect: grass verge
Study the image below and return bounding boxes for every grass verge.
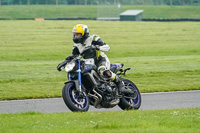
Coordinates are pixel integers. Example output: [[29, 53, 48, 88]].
[[0, 108, 199, 133]]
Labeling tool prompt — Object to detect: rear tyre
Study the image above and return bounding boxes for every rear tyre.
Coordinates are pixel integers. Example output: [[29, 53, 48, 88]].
[[118, 78, 141, 110], [62, 82, 89, 112]]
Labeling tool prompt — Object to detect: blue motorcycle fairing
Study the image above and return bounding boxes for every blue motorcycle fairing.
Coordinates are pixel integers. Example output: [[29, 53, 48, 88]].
[[83, 65, 93, 73], [110, 63, 124, 68]]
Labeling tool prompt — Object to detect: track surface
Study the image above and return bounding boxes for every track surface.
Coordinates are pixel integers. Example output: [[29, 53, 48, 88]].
[[0, 90, 200, 113]]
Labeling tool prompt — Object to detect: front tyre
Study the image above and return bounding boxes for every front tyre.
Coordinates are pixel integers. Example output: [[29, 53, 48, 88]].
[[118, 78, 141, 110], [62, 82, 89, 112]]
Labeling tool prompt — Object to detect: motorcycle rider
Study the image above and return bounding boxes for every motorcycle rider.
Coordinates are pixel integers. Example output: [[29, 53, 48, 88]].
[[57, 24, 127, 94]]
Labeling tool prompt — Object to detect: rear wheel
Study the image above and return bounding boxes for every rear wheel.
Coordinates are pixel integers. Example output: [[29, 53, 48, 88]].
[[62, 82, 89, 112], [118, 78, 141, 110]]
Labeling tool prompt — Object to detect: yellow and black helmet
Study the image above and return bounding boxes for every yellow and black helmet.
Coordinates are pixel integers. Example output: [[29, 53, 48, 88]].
[[72, 24, 89, 43]]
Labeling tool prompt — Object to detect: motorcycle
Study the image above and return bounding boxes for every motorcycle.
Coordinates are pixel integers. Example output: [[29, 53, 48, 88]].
[[58, 46, 141, 112]]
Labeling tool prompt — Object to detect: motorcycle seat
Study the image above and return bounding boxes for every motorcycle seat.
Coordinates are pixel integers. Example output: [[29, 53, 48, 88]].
[[110, 63, 124, 73]]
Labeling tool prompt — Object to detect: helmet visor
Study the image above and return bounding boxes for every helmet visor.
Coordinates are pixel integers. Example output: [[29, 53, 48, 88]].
[[73, 33, 82, 39], [72, 32, 83, 43]]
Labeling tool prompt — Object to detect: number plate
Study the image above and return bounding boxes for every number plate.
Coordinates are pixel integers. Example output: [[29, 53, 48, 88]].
[[83, 58, 94, 65]]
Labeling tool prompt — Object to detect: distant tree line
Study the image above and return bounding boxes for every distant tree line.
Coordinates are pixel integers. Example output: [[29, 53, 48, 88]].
[[0, 0, 200, 5]]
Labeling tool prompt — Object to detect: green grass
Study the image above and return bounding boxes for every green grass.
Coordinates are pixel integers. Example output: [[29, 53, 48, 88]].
[[0, 5, 200, 19], [0, 108, 200, 133], [0, 20, 200, 100]]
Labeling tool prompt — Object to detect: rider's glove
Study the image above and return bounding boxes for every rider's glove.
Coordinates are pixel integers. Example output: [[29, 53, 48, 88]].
[[57, 60, 68, 71], [65, 55, 75, 61]]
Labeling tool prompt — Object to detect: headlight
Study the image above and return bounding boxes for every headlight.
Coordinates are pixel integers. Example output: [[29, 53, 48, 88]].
[[65, 61, 76, 72]]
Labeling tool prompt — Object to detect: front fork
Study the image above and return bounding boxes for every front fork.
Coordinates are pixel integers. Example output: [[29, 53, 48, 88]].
[[68, 58, 82, 93], [78, 59, 82, 92]]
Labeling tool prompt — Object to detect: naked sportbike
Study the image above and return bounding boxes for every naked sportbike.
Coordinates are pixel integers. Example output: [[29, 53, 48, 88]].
[[59, 46, 141, 112]]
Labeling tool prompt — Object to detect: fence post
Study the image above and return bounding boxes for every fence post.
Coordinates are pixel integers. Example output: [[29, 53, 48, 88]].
[[159, 0, 161, 5], [169, 0, 172, 5], [114, 0, 116, 5], [56, 0, 58, 5], [141, 0, 144, 5], [181, 0, 184, 5], [0, 0, 1, 6]]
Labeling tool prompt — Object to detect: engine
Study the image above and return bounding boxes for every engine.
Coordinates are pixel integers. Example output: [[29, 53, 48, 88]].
[[96, 83, 119, 108]]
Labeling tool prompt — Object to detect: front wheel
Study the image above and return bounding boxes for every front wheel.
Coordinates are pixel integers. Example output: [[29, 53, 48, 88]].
[[118, 78, 141, 110], [62, 82, 89, 112]]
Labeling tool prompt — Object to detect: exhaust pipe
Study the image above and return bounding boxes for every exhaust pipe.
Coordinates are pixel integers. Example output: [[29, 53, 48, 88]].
[[88, 89, 102, 108]]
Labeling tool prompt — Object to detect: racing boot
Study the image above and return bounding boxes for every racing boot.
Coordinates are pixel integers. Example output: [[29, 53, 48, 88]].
[[99, 67, 134, 95], [113, 75, 134, 95]]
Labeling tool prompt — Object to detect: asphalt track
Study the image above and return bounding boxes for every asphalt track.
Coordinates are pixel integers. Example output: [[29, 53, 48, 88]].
[[0, 90, 200, 113]]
